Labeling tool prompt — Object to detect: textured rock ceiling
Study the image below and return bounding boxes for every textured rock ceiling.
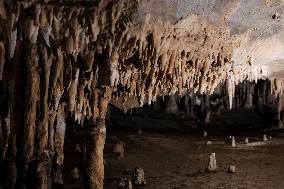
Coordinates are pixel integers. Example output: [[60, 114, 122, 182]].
[[1, 0, 284, 118], [139, 0, 284, 77], [136, 0, 284, 106]]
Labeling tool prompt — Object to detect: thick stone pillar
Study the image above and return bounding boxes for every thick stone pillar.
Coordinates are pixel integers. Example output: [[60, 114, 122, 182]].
[[85, 119, 106, 189], [84, 86, 112, 189]]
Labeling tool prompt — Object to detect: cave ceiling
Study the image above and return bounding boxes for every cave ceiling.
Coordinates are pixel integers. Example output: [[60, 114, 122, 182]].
[[1, 0, 284, 114]]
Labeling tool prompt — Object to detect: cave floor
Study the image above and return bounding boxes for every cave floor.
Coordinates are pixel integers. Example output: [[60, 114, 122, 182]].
[[63, 108, 284, 189], [103, 128, 284, 189], [63, 127, 284, 189]]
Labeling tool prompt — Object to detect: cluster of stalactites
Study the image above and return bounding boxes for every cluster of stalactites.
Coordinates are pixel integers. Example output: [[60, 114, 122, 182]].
[[0, 0, 237, 125], [270, 78, 284, 96], [228, 79, 272, 109], [159, 79, 275, 121], [225, 64, 270, 109], [222, 77, 284, 110]]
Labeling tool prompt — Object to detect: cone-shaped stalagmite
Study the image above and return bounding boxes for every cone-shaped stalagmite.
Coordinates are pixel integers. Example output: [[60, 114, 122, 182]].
[[206, 153, 217, 172]]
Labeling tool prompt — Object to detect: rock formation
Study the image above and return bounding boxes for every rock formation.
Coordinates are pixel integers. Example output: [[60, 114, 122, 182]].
[[0, 0, 284, 188], [113, 140, 125, 159], [206, 153, 217, 172], [132, 167, 146, 185]]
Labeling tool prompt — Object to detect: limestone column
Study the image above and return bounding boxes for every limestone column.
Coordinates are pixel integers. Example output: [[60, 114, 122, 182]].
[[85, 87, 112, 189]]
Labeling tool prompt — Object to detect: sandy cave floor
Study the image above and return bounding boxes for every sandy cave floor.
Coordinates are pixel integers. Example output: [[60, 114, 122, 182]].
[[104, 130, 284, 189], [62, 109, 284, 189]]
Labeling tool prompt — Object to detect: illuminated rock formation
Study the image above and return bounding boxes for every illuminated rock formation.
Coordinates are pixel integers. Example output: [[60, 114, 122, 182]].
[[0, 0, 284, 188]]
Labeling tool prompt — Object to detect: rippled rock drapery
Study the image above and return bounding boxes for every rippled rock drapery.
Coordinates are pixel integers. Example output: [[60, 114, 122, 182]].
[[0, 0, 284, 188]]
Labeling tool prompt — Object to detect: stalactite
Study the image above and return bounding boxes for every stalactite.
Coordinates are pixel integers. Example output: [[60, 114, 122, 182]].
[[0, 107, 10, 167], [36, 46, 53, 189], [0, 42, 4, 81], [68, 68, 80, 114], [190, 92, 196, 118], [277, 95, 283, 128], [23, 44, 40, 164], [0, 0, 6, 19], [48, 82, 63, 156], [22, 44, 43, 189], [166, 94, 178, 114], [37, 47, 52, 153], [8, 28, 17, 59], [244, 81, 254, 108], [4, 45, 26, 189], [227, 71, 235, 109], [204, 94, 210, 123], [54, 104, 66, 168], [50, 48, 64, 100], [184, 92, 190, 116]]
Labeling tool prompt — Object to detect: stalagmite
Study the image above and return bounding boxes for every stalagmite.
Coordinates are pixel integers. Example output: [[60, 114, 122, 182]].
[[228, 165, 236, 173], [75, 144, 81, 153], [85, 118, 106, 189], [138, 128, 143, 135], [263, 135, 268, 142], [232, 136, 236, 147], [118, 176, 133, 189], [71, 166, 80, 181], [85, 86, 112, 189], [206, 153, 217, 172], [132, 167, 147, 186], [113, 141, 125, 159]]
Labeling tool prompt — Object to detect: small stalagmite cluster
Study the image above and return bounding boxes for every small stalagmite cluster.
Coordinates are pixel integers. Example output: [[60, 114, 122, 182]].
[[0, 0, 283, 189]]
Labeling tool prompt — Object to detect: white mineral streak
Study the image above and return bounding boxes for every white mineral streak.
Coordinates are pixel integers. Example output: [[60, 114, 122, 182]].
[[0, 42, 4, 80], [68, 69, 80, 113]]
